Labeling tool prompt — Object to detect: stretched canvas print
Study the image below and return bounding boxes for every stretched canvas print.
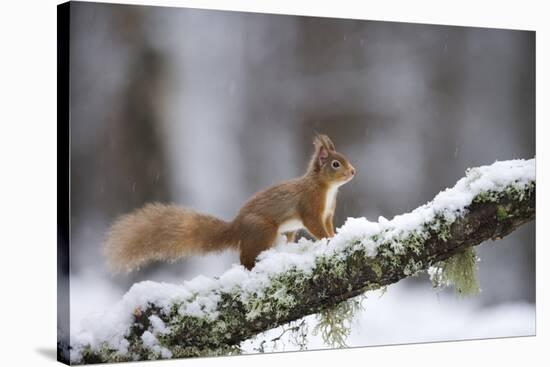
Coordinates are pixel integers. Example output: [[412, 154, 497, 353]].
[[57, 1, 536, 364]]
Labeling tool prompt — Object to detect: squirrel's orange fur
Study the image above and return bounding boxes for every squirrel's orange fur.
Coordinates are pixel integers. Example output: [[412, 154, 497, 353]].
[[103, 135, 355, 272]]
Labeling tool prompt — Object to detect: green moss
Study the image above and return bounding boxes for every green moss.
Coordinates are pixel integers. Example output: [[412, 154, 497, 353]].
[[436, 222, 452, 242], [407, 232, 428, 254], [377, 242, 403, 268], [314, 254, 349, 280], [431, 247, 480, 296], [473, 182, 535, 204], [369, 261, 382, 278], [496, 205, 508, 221], [78, 344, 118, 362], [473, 190, 499, 203], [403, 258, 424, 276], [169, 344, 241, 358], [375, 227, 434, 278]]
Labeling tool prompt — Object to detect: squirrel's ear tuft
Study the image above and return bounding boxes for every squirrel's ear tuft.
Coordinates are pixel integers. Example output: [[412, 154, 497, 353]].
[[309, 134, 334, 172], [312, 135, 330, 168], [318, 145, 329, 166], [314, 134, 336, 152]]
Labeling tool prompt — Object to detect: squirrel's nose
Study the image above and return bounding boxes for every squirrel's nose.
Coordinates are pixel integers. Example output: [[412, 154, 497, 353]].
[[350, 168, 356, 176]]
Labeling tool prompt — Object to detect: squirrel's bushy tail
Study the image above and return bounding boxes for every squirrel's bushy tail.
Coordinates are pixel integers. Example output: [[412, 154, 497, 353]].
[[103, 203, 235, 273]]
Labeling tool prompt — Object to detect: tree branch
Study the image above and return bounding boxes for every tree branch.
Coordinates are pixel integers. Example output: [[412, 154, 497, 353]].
[[70, 159, 535, 364]]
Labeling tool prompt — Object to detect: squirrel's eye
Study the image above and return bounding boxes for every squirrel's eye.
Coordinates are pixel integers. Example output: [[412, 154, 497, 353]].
[[331, 160, 341, 169]]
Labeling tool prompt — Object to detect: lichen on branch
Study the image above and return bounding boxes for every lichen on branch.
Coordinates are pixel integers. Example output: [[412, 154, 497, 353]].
[[69, 158, 535, 364], [429, 247, 480, 296]]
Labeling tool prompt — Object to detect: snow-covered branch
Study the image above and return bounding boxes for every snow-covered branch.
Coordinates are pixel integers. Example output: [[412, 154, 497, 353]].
[[69, 158, 535, 364]]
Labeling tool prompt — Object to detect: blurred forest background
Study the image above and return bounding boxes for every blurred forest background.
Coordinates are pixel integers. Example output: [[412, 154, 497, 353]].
[[66, 2, 535, 347]]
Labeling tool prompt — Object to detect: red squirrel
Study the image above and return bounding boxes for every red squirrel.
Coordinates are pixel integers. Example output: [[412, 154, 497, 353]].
[[103, 134, 355, 271]]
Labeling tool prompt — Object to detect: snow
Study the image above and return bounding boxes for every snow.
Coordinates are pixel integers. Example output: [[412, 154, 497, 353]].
[[373, 158, 535, 242], [141, 331, 158, 348], [149, 315, 169, 335], [70, 158, 535, 360], [141, 331, 173, 358]]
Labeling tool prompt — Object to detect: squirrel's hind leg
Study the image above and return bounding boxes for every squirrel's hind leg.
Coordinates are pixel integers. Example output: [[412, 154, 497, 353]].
[[238, 218, 278, 270], [285, 231, 297, 243]]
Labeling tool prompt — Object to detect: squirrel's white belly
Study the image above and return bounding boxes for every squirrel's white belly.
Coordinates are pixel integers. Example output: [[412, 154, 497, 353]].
[[323, 184, 340, 220], [278, 218, 304, 233]]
